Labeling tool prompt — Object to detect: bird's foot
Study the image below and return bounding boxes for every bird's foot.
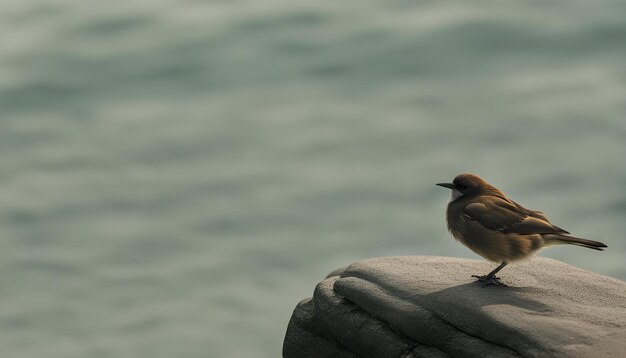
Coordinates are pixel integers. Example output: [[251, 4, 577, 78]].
[[471, 274, 507, 287]]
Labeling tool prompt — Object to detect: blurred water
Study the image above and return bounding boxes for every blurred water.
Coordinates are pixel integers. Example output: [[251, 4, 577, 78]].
[[0, 1, 625, 357]]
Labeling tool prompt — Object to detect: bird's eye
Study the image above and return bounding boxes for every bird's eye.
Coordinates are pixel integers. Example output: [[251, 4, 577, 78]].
[[458, 184, 467, 190]]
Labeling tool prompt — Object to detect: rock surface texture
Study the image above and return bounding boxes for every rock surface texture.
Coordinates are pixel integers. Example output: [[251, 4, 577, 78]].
[[283, 256, 626, 358]]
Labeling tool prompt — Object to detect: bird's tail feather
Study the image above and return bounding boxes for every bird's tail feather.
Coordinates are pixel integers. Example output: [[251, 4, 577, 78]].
[[544, 234, 607, 251]]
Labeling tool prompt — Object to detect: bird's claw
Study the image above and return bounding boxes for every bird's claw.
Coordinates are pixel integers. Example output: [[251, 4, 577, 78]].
[[471, 274, 507, 287]]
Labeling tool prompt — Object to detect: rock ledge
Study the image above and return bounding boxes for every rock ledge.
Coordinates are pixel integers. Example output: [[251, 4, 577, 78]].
[[283, 256, 626, 357]]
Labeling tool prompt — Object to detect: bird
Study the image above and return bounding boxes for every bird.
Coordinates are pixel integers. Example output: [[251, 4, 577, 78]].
[[437, 173, 607, 287]]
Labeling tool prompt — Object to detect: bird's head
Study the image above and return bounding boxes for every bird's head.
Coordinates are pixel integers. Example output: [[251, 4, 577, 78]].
[[436, 173, 491, 201]]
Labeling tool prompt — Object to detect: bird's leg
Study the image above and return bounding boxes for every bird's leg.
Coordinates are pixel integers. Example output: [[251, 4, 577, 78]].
[[486, 262, 507, 278], [472, 262, 508, 287]]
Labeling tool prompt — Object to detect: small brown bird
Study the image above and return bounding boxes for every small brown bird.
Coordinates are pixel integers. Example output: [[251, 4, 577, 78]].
[[437, 173, 607, 286]]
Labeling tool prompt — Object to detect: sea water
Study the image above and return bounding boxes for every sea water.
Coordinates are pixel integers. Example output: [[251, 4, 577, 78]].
[[0, 1, 624, 357]]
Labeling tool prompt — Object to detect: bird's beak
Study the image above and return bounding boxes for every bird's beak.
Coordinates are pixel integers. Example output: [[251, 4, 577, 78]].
[[436, 183, 456, 190]]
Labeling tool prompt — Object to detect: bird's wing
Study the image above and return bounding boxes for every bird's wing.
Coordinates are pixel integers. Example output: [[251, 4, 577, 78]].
[[513, 200, 548, 220], [512, 200, 570, 234], [464, 197, 568, 235]]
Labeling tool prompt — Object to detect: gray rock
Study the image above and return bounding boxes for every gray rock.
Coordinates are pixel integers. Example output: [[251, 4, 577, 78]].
[[283, 256, 626, 357]]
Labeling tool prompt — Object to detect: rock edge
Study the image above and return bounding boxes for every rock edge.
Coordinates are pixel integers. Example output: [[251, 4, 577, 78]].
[[283, 256, 626, 358]]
